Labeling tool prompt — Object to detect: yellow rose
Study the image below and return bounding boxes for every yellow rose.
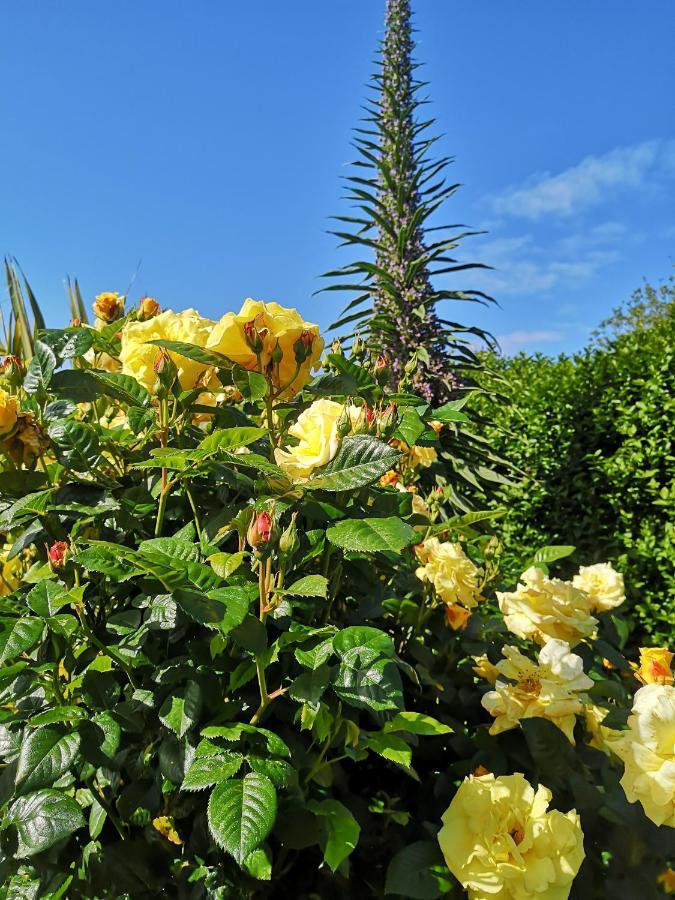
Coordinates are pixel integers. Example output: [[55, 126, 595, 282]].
[[119, 309, 215, 393], [614, 684, 675, 827], [481, 640, 593, 743], [631, 647, 674, 686], [438, 772, 585, 900], [497, 566, 597, 647], [0, 545, 22, 596], [472, 654, 500, 685], [207, 299, 323, 399], [274, 398, 346, 481], [93, 291, 125, 323], [572, 562, 625, 612], [0, 388, 18, 435], [414, 536, 480, 609], [583, 703, 621, 755], [445, 603, 471, 630], [3, 413, 49, 467], [410, 445, 437, 469], [138, 296, 161, 321]]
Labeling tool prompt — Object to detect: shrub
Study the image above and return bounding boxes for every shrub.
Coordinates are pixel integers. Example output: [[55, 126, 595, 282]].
[[475, 280, 675, 643], [0, 294, 672, 898]]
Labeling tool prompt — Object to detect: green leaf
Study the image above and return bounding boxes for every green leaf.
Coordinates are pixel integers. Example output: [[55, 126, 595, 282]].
[[232, 364, 268, 401], [333, 626, 396, 663], [334, 657, 403, 714], [429, 401, 469, 424], [208, 551, 246, 579], [207, 773, 277, 865], [147, 339, 233, 369], [383, 711, 452, 736], [89, 371, 151, 407], [365, 732, 412, 767], [281, 575, 329, 598], [15, 727, 81, 793], [48, 421, 101, 471], [72, 544, 139, 580], [159, 680, 202, 738], [243, 846, 272, 881], [208, 586, 253, 634], [385, 841, 447, 898], [25, 581, 70, 617], [394, 408, 427, 446], [23, 340, 56, 394], [6, 789, 85, 857], [306, 435, 400, 492], [0, 618, 44, 665], [307, 799, 360, 872], [326, 517, 417, 553], [182, 751, 244, 791], [0, 490, 53, 529], [197, 426, 267, 456], [527, 545, 576, 567]]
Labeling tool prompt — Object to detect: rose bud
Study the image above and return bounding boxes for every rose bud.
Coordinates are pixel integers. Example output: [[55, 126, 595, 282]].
[[336, 404, 354, 439], [378, 402, 398, 435], [247, 510, 274, 550], [330, 338, 343, 357], [374, 354, 391, 386], [138, 296, 161, 321], [293, 330, 315, 365], [279, 513, 300, 564], [153, 348, 177, 394], [243, 315, 269, 354], [48, 540, 70, 570], [0, 356, 24, 389], [70, 317, 82, 328], [93, 292, 125, 324]]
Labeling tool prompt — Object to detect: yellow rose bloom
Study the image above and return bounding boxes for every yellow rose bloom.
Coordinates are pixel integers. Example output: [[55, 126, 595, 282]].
[[472, 654, 500, 685], [481, 640, 593, 743], [632, 647, 674, 686], [0, 388, 18, 435], [410, 445, 437, 469], [274, 398, 347, 481], [0, 545, 22, 596], [438, 772, 585, 900], [583, 704, 621, 755], [414, 536, 480, 609], [614, 684, 675, 827], [93, 291, 125, 323], [497, 566, 597, 647], [572, 562, 625, 612], [207, 299, 323, 399], [445, 603, 471, 630], [119, 308, 215, 393]]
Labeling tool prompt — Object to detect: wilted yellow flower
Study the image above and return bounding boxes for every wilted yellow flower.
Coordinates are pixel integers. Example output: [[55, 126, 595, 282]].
[[631, 647, 674, 686], [3, 413, 48, 468], [497, 566, 597, 647], [93, 291, 125, 323], [138, 296, 161, 320], [207, 299, 323, 399], [274, 398, 346, 481], [472, 654, 500, 685], [481, 640, 593, 743], [0, 388, 18, 435], [583, 704, 621, 755], [152, 815, 182, 845], [415, 537, 481, 609], [445, 603, 471, 631], [658, 868, 675, 894], [438, 772, 585, 900], [410, 445, 437, 468], [572, 562, 625, 612], [380, 469, 399, 487], [120, 308, 215, 392], [614, 684, 675, 827]]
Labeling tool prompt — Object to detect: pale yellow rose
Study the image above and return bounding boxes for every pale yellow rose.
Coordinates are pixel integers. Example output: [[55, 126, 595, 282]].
[[274, 398, 346, 481], [0, 388, 18, 435], [415, 536, 480, 609], [207, 299, 323, 399], [482, 640, 593, 743], [631, 647, 674, 686], [497, 566, 597, 647], [0, 544, 22, 596], [614, 684, 675, 827], [119, 308, 215, 393], [472, 654, 500, 685], [410, 445, 437, 469], [573, 562, 625, 612], [438, 772, 585, 900], [583, 704, 622, 755]]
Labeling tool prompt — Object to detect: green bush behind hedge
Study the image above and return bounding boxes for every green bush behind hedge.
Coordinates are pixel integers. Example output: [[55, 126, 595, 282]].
[[475, 280, 675, 643]]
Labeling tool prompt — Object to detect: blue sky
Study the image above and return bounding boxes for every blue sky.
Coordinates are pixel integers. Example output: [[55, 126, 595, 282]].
[[2, 1, 673, 356]]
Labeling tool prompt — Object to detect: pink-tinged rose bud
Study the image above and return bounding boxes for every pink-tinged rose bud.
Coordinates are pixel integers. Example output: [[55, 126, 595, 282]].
[[374, 354, 391, 387], [247, 510, 273, 549], [294, 330, 316, 364], [70, 317, 82, 328], [153, 349, 170, 375], [48, 540, 69, 569], [364, 406, 375, 426], [243, 315, 269, 354]]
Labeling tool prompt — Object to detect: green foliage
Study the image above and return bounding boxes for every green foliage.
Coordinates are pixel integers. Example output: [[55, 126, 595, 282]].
[[474, 279, 675, 642]]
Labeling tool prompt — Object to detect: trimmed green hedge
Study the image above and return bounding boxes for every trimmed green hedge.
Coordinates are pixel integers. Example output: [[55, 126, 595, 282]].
[[476, 280, 675, 642]]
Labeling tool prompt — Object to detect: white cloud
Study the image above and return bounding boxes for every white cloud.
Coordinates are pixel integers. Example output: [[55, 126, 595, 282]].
[[490, 139, 675, 220], [496, 329, 563, 355]]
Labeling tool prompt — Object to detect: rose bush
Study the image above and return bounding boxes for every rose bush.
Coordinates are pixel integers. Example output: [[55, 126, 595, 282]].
[[0, 295, 672, 898]]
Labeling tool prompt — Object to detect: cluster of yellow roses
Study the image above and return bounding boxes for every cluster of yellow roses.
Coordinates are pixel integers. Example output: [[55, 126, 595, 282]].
[[414, 536, 481, 630]]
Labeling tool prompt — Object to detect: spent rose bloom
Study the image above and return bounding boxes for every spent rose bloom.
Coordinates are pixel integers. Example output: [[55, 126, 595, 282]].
[[497, 566, 597, 647], [572, 562, 625, 612], [207, 299, 323, 399], [632, 647, 674, 686], [438, 773, 585, 900], [120, 309, 215, 392], [0, 388, 18, 435], [481, 640, 594, 743], [274, 399, 360, 481], [414, 537, 480, 609], [614, 684, 675, 827]]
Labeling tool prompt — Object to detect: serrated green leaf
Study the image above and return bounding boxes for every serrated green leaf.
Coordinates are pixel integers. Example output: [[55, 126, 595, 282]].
[[365, 732, 412, 767], [0, 617, 44, 665], [159, 680, 202, 738], [182, 751, 243, 791], [6, 789, 85, 857], [207, 773, 277, 864], [326, 517, 416, 552], [15, 727, 81, 793], [147, 339, 233, 370], [307, 798, 360, 872], [23, 340, 56, 394], [383, 711, 452, 736], [281, 575, 328, 598], [306, 435, 400, 492], [384, 841, 447, 898]]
